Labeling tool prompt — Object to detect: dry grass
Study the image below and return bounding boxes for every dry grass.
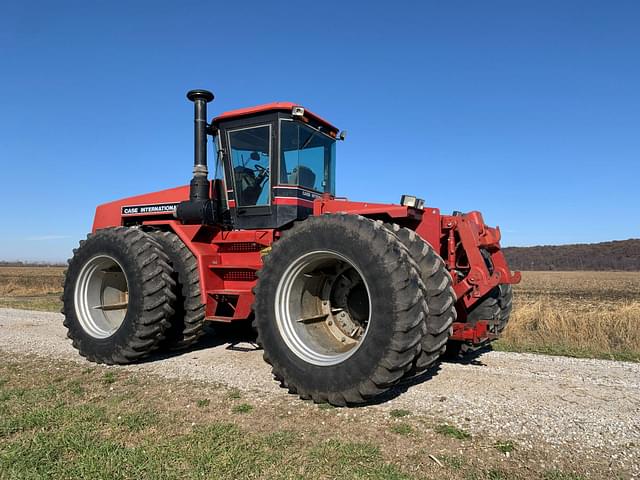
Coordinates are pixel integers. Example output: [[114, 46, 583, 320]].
[[495, 271, 640, 361], [1, 267, 638, 361], [0, 267, 64, 311]]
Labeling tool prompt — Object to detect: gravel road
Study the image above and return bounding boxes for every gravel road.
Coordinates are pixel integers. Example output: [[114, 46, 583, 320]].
[[1, 307, 639, 473]]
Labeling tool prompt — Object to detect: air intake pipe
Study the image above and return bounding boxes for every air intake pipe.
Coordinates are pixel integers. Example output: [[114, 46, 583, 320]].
[[176, 89, 217, 224]]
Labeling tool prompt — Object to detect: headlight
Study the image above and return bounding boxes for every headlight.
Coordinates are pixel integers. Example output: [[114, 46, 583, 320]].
[[400, 194, 425, 209], [400, 195, 417, 207]]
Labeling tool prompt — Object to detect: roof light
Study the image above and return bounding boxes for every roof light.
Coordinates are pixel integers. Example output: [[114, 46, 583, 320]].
[[292, 106, 305, 117]]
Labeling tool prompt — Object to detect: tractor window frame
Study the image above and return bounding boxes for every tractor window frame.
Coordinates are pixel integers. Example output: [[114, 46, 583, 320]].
[[226, 123, 273, 209], [278, 119, 336, 195]]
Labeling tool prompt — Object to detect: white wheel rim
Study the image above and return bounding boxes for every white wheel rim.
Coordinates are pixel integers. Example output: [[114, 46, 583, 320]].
[[74, 254, 129, 339], [274, 250, 372, 366]]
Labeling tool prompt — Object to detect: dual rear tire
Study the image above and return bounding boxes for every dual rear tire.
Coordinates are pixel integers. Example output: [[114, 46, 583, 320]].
[[62, 227, 205, 364]]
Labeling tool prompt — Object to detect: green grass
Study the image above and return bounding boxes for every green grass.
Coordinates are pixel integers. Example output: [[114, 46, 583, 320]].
[[227, 388, 241, 399], [68, 380, 85, 396], [0, 403, 411, 479], [0, 353, 624, 480], [439, 454, 465, 469], [390, 423, 413, 435], [308, 440, 410, 480], [434, 424, 471, 440], [389, 408, 411, 418], [115, 410, 158, 432], [543, 471, 587, 480], [494, 440, 516, 454], [0, 363, 417, 480], [232, 403, 253, 414], [485, 470, 509, 480]]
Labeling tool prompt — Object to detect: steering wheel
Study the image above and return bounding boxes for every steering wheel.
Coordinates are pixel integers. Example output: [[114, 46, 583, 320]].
[[253, 163, 269, 188]]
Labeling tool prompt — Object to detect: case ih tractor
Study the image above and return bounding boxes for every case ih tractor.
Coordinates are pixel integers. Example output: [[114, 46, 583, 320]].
[[62, 89, 520, 406]]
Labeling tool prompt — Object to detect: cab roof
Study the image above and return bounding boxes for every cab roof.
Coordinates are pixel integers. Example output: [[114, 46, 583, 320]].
[[212, 102, 338, 133]]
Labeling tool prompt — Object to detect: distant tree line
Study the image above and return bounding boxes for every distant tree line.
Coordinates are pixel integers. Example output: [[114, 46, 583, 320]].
[[0, 261, 66, 267], [502, 239, 640, 271]]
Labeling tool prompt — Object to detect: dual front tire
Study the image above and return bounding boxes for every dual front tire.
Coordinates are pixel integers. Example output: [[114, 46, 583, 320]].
[[253, 214, 456, 406]]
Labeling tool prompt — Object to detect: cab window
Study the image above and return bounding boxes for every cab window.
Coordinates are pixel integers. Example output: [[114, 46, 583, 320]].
[[228, 125, 271, 207]]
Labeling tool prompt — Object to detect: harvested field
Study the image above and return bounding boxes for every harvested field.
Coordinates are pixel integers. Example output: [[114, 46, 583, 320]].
[[1, 267, 638, 361], [0, 267, 64, 311], [495, 271, 640, 361]]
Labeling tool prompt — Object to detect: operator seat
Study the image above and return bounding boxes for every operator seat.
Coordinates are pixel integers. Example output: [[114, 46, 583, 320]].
[[289, 166, 316, 190], [234, 166, 263, 206]]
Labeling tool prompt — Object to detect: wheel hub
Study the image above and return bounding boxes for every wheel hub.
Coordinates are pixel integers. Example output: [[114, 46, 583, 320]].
[[275, 250, 372, 366], [74, 255, 129, 339]]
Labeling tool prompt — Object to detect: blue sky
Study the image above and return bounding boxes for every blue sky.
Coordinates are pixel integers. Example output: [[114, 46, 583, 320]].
[[1, 1, 638, 262]]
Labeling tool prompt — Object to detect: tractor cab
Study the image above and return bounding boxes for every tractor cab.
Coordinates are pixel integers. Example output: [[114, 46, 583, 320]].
[[212, 103, 340, 229]]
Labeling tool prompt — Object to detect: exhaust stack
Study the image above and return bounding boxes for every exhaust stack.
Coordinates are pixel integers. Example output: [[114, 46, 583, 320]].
[[187, 89, 214, 201], [176, 89, 217, 224]]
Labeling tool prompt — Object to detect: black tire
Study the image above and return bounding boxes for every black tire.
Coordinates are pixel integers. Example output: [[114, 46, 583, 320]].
[[149, 230, 206, 350], [62, 227, 176, 364], [253, 214, 427, 406], [495, 284, 513, 333], [447, 284, 514, 358], [383, 223, 456, 373]]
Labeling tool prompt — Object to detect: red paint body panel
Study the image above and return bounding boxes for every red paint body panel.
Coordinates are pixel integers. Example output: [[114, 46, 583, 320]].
[[92, 184, 520, 346], [452, 320, 497, 343], [92, 185, 191, 232], [212, 102, 339, 133]]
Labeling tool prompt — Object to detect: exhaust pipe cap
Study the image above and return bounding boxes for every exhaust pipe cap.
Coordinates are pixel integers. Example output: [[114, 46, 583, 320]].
[[187, 89, 214, 103]]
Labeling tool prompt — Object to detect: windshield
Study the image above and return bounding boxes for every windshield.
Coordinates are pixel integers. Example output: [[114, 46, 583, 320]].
[[280, 120, 336, 195]]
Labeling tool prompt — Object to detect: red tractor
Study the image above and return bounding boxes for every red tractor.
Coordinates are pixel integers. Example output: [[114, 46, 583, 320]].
[[62, 89, 520, 405]]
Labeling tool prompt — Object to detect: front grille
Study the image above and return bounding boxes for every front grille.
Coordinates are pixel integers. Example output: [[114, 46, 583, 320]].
[[218, 242, 263, 253], [222, 270, 257, 281]]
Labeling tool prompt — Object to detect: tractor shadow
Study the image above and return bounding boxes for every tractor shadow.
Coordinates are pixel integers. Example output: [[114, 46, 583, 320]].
[[442, 345, 493, 366], [142, 324, 494, 407], [359, 366, 443, 406], [144, 321, 260, 363], [357, 345, 493, 407]]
